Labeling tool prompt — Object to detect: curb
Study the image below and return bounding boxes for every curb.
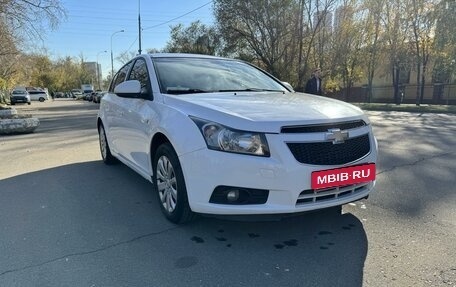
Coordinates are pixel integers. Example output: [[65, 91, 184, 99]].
[[0, 117, 40, 135], [0, 109, 18, 117]]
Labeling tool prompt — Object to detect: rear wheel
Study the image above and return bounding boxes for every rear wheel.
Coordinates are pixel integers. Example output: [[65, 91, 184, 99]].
[[153, 143, 195, 224], [98, 124, 117, 164], [39, 97, 45, 102]]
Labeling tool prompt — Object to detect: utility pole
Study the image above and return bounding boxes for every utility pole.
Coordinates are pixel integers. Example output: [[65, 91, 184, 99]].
[[138, 0, 142, 54]]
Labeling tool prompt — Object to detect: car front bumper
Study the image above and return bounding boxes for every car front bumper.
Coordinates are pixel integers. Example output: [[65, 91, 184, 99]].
[[179, 131, 377, 215], [11, 97, 30, 103]]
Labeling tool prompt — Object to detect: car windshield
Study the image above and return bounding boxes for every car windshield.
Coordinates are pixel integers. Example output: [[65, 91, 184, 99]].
[[152, 57, 287, 95]]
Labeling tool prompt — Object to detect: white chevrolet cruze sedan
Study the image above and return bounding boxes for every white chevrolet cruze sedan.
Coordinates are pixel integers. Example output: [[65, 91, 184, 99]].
[[98, 53, 378, 223]]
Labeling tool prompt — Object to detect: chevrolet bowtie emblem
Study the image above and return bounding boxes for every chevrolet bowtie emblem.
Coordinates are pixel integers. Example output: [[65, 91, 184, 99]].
[[325, 128, 349, 144]]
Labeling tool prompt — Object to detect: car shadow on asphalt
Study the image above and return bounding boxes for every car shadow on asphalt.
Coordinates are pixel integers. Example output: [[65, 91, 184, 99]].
[[0, 161, 367, 287]]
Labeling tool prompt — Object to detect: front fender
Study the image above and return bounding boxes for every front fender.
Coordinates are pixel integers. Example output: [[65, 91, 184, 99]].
[[152, 103, 206, 157]]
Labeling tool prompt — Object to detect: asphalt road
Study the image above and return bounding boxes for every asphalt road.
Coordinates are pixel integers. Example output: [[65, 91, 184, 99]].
[[0, 99, 455, 287]]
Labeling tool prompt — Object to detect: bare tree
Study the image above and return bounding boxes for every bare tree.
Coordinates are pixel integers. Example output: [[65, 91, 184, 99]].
[[295, 0, 338, 90], [433, 0, 456, 85], [407, 0, 437, 105], [382, 0, 410, 104], [361, 0, 384, 102], [164, 21, 221, 55], [0, 22, 19, 90], [214, 0, 299, 81], [329, 0, 365, 98], [116, 51, 138, 65], [0, 0, 66, 94], [0, 0, 66, 40]]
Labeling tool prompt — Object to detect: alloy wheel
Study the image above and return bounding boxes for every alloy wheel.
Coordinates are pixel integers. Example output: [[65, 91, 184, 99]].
[[99, 126, 108, 160], [156, 155, 178, 213]]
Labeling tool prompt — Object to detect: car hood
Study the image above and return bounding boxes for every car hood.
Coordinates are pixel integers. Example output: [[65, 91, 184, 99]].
[[163, 92, 367, 133]]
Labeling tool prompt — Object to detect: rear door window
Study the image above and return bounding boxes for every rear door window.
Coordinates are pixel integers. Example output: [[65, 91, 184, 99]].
[[127, 58, 152, 98], [110, 61, 133, 92]]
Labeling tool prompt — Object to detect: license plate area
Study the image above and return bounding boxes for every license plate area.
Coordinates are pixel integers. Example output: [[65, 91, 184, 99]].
[[311, 163, 376, 190]]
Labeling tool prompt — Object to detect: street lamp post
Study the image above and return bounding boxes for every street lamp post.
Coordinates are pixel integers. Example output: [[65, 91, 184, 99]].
[[96, 50, 107, 90], [111, 29, 125, 77]]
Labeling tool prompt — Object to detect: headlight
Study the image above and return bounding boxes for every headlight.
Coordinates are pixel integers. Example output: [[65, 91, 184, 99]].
[[190, 117, 270, 157]]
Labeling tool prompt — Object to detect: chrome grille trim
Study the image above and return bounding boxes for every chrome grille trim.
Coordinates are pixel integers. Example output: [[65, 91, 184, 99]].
[[281, 120, 366, 134], [296, 182, 370, 206]]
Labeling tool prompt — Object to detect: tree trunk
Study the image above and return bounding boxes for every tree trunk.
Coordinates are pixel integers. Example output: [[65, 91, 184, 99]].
[[415, 62, 421, 106], [367, 74, 373, 103], [420, 63, 427, 104], [393, 65, 400, 105]]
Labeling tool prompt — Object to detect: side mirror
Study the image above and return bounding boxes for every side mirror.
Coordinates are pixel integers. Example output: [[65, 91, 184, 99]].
[[114, 80, 141, 98], [281, 81, 295, 92]]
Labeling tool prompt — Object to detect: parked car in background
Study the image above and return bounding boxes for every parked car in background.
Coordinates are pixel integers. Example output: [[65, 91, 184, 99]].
[[98, 53, 378, 224], [10, 90, 31, 105], [93, 91, 107, 103], [83, 93, 93, 101], [28, 90, 49, 102], [54, 92, 64, 98], [71, 89, 84, 99]]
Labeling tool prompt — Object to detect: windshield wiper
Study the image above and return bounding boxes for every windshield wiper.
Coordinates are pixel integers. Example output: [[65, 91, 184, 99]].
[[166, 88, 211, 95], [218, 88, 285, 93]]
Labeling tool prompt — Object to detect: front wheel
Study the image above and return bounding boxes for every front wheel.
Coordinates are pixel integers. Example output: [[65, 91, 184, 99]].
[[153, 143, 195, 224], [39, 97, 45, 102]]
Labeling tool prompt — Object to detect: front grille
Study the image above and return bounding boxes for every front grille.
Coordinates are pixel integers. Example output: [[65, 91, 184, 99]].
[[281, 120, 365, 133], [296, 183, 369, 206], [287, 134, 370, 165]]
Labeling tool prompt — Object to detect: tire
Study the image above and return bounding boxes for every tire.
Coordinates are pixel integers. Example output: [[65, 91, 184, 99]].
[[27, 102, 31, 105], [153, 143, 195, 224], [98, 124, 117, 165], [327, 205, 342, 215], [39, 97, 45, 102], [11, 102, 15, 105]]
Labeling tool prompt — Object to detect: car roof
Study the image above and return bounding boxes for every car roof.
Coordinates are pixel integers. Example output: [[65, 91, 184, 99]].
[[147, 53, 229, 61]]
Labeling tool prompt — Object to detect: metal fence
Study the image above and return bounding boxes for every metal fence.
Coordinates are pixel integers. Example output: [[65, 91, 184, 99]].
[[326, 84, 456, 105]]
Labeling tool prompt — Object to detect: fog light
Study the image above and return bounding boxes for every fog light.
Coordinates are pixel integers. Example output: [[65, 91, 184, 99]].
[[210, 186, 269, 205], [226, 190, 239, 202]]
